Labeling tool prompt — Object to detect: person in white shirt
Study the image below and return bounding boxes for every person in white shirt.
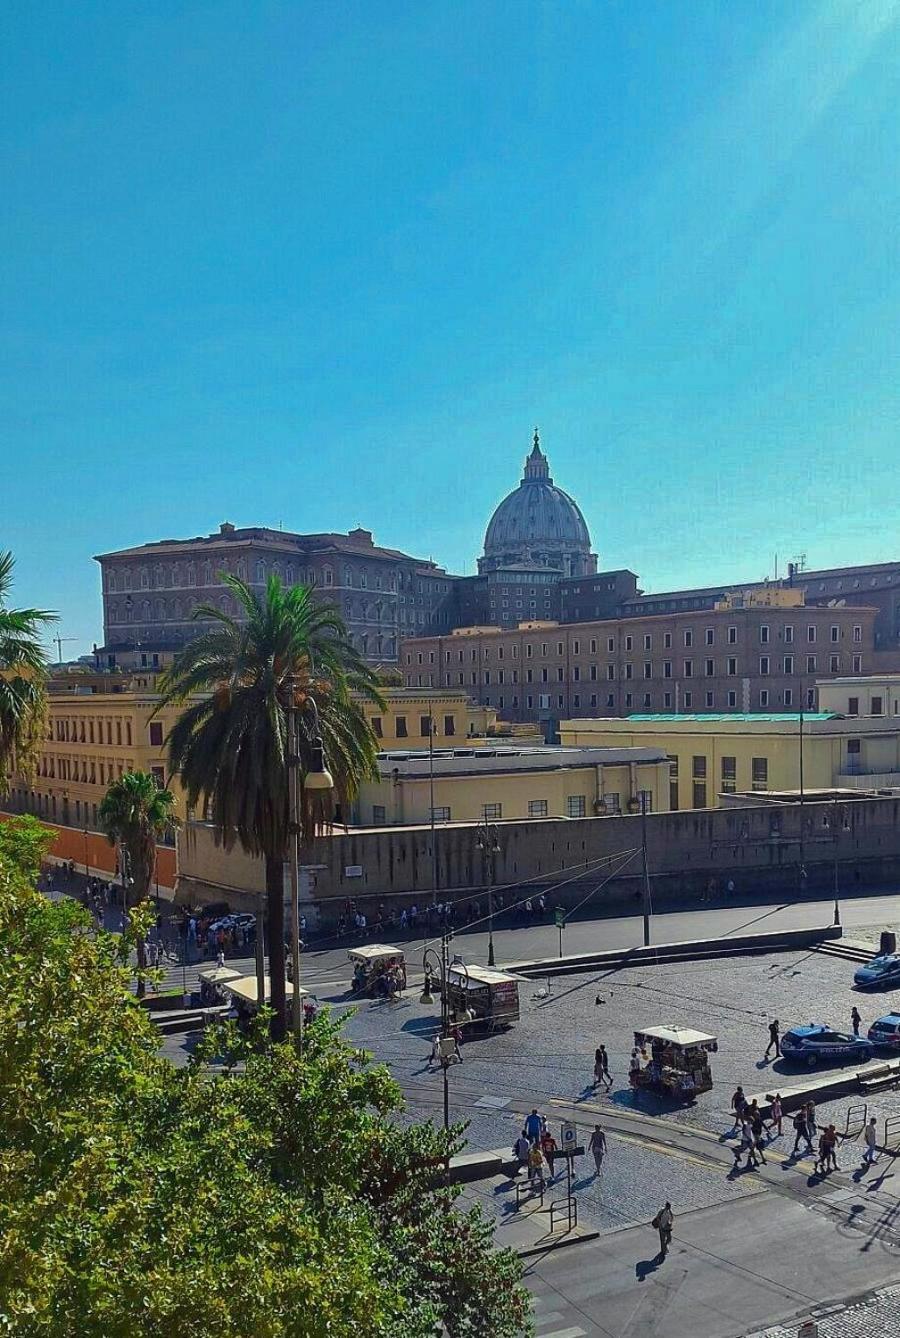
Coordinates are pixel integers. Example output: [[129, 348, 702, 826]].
[[863, 1116, 879, 1166]]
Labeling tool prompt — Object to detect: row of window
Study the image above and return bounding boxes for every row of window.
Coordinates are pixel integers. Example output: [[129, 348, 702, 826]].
[[52, 717, 145, 747], [370, 796, 592, 825], [371, 714, 457, 739], [33, 756, 143, 786], [471, 687, 819, 713], [407, 623, 864, 665], [846, 695, 899, 716]]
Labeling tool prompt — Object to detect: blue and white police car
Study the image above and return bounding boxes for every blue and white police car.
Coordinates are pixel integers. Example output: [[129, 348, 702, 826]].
[[853, 955, 900, 990], [780, 1024, 874, 1067]]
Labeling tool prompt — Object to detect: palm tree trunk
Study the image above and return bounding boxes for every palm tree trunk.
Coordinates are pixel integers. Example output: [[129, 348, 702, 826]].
[[135, 933, 147, 999], [266, 853, 287, 1040]]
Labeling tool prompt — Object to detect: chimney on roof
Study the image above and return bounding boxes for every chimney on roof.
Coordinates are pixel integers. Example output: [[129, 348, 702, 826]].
[[219, 522, 236, 536]]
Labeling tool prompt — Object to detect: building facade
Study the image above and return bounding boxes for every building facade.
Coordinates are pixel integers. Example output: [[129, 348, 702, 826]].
[[353, 743, 671, 827], [2, 667, 184, 834], [400, 595, 878, 726], [94, 523, 459, 668], [560, 712, 900, 807], [817, 674, 900, 720]]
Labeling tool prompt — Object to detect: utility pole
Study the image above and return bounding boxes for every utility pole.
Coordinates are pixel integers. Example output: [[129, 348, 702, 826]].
[[287, 680, 303, 1047], [832, 798, 842, 926], [640, 791, 651, 947], [476, 819, 500, 967], [428, 711, 437, 905], [798, 704, 806, 896]]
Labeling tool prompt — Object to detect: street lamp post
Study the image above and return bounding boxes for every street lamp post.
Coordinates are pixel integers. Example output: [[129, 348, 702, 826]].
[[420, 937, 468, 1131], [287, 679, 333, 1049], [428, 711, 438, 906], [475, 819, 500, 967], [640, 791, 651, 947], [82, 828, 90, 880], [798, 704, 807, 894]]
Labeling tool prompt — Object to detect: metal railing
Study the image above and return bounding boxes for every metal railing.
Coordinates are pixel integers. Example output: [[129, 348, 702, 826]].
[[549, 1196, 578, 1233], [515, 1179, 544, 1210]]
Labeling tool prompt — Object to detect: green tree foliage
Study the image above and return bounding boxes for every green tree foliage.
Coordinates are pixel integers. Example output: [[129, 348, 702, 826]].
[[0, 817, 531, 1337], [160, 574, 384, 1037], [98, 770, 179, 997], [0, 551, 55, 789]]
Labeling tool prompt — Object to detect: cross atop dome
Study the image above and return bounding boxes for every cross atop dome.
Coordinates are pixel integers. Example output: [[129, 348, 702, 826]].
[[523, 426, 551, 482]]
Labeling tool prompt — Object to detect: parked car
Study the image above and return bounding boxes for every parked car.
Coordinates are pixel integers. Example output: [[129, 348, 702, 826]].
[[780, 1024, 874, 1067], [868, 1013, 900, 1050], [853, 955, 900, 990]]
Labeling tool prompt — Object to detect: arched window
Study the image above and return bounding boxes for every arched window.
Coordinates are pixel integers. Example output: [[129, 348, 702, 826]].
[[256, 560, 266, 582], [323, 567, 333, 586], [155, 599, 165, 619], [141, 567, 149, 589], [187, 564, 195, 586], [344, 567, 353, 586], [286, 565, 294, 585], [141, 599, 151, 621], [203, 561, 212, 585], [237, 559, 246, 580]]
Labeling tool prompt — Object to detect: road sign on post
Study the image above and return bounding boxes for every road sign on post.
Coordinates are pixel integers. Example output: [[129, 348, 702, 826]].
[[560, 1120, 577, 1152], [554, 906, 566, 928]]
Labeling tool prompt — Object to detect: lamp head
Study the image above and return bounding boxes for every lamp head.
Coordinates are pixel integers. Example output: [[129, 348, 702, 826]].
[[305, 738, 334, 791]]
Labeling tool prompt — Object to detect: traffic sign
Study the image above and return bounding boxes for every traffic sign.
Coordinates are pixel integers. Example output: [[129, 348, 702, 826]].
[[560, 1120, 577, 1151], [554, 906, 566, 928]]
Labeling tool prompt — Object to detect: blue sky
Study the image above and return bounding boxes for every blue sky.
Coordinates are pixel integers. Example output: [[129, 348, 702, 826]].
[[2, 1, 899, 656]]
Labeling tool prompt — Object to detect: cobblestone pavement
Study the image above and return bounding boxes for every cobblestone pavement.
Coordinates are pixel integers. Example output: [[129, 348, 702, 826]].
[[748, 1281, 900, 1336]]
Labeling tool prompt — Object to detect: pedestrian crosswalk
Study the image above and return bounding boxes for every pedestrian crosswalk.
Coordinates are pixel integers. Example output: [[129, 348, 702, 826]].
[[531, 1292, 589, 1338]]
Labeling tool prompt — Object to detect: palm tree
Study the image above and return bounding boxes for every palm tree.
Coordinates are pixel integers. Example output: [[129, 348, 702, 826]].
[[99, 770, 179, 997], [0, 551, 55, 790], [159, 574, 384, 1039]]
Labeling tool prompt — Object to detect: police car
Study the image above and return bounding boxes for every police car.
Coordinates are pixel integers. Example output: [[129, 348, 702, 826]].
[[780, 1024, 874, 1067], [868, 1013, 900, 1050], [853, 955, 900, 990]]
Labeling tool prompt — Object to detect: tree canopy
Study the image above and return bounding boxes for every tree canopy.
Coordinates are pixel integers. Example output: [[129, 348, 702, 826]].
[[0, 816, 532, 1336], [0, 551, 55, 789]]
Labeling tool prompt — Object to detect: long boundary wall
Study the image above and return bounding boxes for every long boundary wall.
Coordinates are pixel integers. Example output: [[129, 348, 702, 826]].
[[177, 794, 900, 924]]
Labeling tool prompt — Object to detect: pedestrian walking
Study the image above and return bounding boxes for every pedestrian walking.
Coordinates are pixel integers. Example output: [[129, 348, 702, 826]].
[[730, 1085, 746, 1132], [792, 1109, 814, 1156], [593, 1046, 604, 1088], [751, 1110, 768, 1164], [824, 1124, 839, 1172], [767, 1093, 783, 1137], [863, 1117, 879, 1166], [513, 1133, 531, 1173], [588, 1123, 607, 1175], [527, 1142, 545, 1189], [765, 1019, 781, 1059], [851, 1006, 862, 1037], [805, 1100, 817, 1139], [524, 1109, 543, 1144], [653, 1201, 674, 1257], [540, 1128, 558, 1177], [598, 1044, 612, 1089]]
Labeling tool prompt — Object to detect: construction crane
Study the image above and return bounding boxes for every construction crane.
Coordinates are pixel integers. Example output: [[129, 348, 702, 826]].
[[52, 634, 78, 665]]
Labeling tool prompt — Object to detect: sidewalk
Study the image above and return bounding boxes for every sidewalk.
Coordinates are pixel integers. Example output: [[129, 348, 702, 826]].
[[748, 1282, 900, 1336], [457, 1161, 599, 1257], [526, 1191, 900, 1338]]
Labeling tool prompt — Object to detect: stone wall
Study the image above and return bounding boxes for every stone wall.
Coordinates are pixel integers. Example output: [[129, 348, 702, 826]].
[[177, 794, 900, 925]]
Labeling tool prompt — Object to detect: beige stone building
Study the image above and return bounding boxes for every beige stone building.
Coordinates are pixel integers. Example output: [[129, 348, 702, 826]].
[[352, 743, 671, 827], [401, 592, 877, 726]]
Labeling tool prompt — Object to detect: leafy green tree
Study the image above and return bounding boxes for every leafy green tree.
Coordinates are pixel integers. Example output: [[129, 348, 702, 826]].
[[0, 816, 532, 1337], [98, 770, 179, 996], [160, 574, 384, 1037], [0, 551, 55, 789]]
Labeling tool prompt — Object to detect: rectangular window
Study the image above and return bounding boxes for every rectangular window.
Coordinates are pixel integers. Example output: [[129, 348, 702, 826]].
[[590, 638, 597, 653], [372, 805, 386, 825], [872, 695, 884, 715], [853, 625, 862, 643], [783, 655, 793, 675], [727, 657, 737, 676], [830, 625, 839, 643], [625, 635, 633, 651], [607, 636, 615, 653], [784, 688, 793, 706], [705, 658, 714, 677], [721, 756, 736, 794], [664, 632, 672, 649], [692, 781, 707, 809], [847, 738, 861, 755], [728, 625, 738, 644], [751, 757, 768, 791], [853, 654, 862, 673], [760, 625, 769, 644], [607, 664, 615, 680], [705, 628, 714, 645], [663, 660, 672, 678], [664, 691, 672, 708], [371, 716, 383, 738], [807, 625, 816, 643], [784, 625, 794, 644], [643, 633, 652, 651], [806, 655, 817, 674], [684, 691, 692, 708], [572, 640, 579, 655], [566, 795, 586, 819], [420, 716, 432, 736], [759, 689, 769, 707], [829, 655, 839, 673], [683, 659, 693, 677], [148, 721, 163, 747], [727, 690, 737, 708], [692, 755, 706, 779], [643, 661, 652, 679], [482, 803, 502, 820], [759, 656, 770, 675], [443, 715, 455, 736], [429, 806, 450, 822], [684, 629, 693, 647], [150, 766, 165, 788], [705, 690, 714, 707], [528, 799, 548, 817], [396, 716, 408, 738], [624, 663, 633, 680], [625, 692, 633, 708], [848, 696, 859, 715], [590, 665, 597, 680]]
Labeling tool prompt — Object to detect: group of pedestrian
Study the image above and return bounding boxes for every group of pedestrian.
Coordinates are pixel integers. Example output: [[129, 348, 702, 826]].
[[514, 1108, 557, 1188]]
